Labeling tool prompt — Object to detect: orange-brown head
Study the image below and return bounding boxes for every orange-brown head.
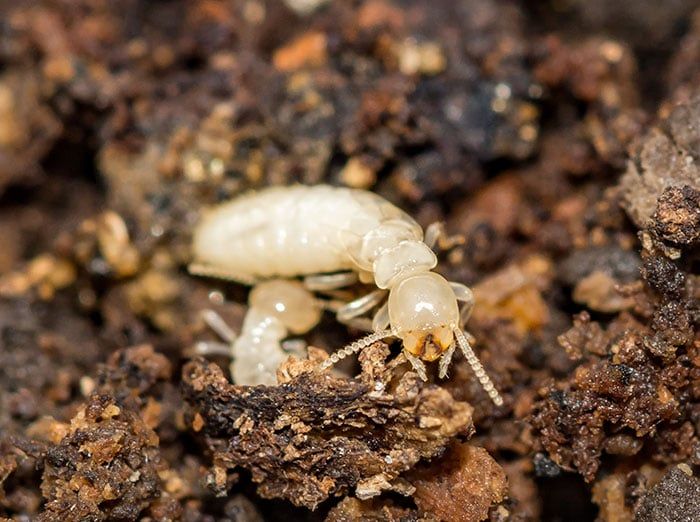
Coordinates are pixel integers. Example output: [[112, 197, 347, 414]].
[[388, 272, 459, 361]]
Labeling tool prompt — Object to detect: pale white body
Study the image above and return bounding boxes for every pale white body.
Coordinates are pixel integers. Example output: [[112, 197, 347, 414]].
[[191, 185, 503, 405], [197, 279, 321, 386], [191, 185, 421, 282]]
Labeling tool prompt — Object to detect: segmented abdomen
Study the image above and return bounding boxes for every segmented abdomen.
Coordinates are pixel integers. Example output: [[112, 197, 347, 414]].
[[192, 185, 417, 279]]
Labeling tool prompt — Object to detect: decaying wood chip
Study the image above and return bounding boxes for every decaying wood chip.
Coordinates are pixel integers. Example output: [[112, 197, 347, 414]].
[[182, 343, 474, 509]]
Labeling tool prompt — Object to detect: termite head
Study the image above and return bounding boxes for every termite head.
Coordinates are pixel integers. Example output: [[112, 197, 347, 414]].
[[388, 272, 459, 361], [320, 269, 504, 407]]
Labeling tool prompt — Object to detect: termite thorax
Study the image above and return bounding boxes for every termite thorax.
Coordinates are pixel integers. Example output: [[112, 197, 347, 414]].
[[372, 240, 438, 290]]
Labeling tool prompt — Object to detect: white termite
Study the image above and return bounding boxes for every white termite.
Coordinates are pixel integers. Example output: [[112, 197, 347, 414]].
[[195, 279, 321, 386], [190, 184, 503, 406]]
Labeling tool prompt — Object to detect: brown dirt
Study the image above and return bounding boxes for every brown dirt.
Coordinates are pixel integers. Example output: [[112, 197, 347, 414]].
[[0, 1, 698, 521]]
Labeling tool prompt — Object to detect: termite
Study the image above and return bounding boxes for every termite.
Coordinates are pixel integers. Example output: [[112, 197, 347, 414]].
[[195, 279, 321, 385], [190, 184, 503, 406]]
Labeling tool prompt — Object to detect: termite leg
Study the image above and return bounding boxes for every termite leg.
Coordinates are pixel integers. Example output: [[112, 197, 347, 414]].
[[424, 222, 465, 251], [193, 341, 232, 357], [336, 289, 388, 329], [303, 271, 358, 291], [424, 222, 445, 250], [438, 342, 456, 379], [200, 309, 237, 343], [193, 309, 238, 357], [319, 298, 375, 331], [450, 282, 475, 323], [372, 302, 390, 331], [403, 351, 428, 381]]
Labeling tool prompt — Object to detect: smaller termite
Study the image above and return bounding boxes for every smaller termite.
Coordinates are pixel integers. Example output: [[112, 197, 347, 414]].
[[190, 185, 503, 406], [195, 280, 321, 386]]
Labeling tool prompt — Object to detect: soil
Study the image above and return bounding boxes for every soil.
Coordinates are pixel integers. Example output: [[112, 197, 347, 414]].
[[0, 1, 698, 521]]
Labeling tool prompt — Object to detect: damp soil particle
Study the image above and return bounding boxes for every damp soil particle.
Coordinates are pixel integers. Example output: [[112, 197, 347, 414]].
[[620, 94, 700, 229], [635, 466, 700, 522], [409, 443, 507, 522], [651, 185, 700, 246]]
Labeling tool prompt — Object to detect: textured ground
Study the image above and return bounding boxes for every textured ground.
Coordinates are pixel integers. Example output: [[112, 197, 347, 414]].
[[0, 1, 699, 521]]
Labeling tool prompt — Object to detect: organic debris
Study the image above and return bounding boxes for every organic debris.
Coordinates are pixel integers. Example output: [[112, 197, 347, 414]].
[[182, 345, 474, 509], [409, 443, 507, 522], [0, 1, 699, 520]]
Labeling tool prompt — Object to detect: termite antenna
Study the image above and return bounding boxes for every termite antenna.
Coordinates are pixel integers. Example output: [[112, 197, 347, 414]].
[[454, 328, 504, 407], [319, 330, 394, 371]]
